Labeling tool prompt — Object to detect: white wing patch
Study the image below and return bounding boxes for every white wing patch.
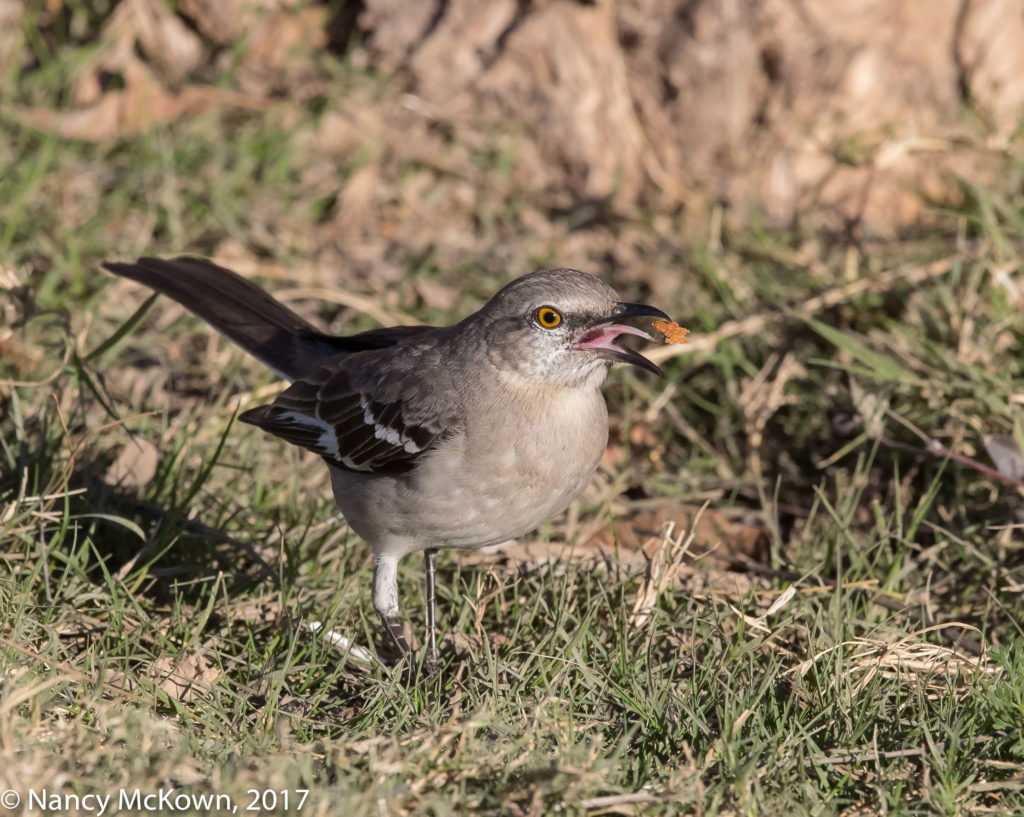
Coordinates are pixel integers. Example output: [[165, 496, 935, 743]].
[[276, 410, 339, 458], [358, 395, 424, 455]]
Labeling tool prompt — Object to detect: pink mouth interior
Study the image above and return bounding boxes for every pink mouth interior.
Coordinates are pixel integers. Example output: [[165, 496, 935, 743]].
[[575, 323, 653, 352]]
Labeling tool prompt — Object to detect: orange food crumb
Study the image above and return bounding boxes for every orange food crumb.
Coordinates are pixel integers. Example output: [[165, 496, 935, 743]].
[[652, 319, 690, 345]]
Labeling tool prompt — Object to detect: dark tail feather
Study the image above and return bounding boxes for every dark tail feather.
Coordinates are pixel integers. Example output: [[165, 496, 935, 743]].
[[102, 256, 346, 380]]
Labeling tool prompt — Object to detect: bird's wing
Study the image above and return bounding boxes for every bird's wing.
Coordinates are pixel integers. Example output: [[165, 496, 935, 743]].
[[238, 344, 462, 474]]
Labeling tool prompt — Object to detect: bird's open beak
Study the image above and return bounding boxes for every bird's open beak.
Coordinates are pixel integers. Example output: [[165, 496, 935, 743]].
[[574, 301, 671, 377]]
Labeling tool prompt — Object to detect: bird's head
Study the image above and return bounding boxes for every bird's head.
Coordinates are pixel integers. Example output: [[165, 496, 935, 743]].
[[472, 269, 670, 387]]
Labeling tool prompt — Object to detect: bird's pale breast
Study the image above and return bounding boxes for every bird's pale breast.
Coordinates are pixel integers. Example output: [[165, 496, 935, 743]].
[[331, 379, 609, 556]]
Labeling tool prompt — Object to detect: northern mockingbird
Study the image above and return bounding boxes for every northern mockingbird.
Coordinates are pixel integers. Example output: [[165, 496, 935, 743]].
[[102, 257, 671, 672]]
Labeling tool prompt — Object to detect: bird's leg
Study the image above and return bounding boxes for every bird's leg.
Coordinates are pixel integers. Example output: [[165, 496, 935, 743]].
[[372, 555, 410, 660], [424, 548, 439, 674]]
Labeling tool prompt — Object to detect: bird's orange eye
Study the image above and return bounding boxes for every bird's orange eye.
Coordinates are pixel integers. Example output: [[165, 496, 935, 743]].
[[536, 306, 562, 329]]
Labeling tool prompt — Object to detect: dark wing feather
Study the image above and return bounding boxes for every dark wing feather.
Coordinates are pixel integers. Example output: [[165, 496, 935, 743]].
[[238, 346, 461, 475]]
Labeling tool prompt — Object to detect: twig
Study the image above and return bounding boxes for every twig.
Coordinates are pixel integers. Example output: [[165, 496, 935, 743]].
[[647, 254, 969, 364], [876, 434, 1024, 491], [580, 791, 662, 809], [872, 405, 1024, 490]]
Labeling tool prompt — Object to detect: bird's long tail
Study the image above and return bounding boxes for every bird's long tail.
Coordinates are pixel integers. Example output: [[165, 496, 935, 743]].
[[102, 256, 345, 381]]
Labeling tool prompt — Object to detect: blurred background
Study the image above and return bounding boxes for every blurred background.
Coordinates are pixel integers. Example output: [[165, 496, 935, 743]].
[[4, 0, 1023, 286]]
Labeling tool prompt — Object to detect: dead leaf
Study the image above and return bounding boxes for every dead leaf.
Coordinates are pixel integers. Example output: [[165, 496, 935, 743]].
[[630, 514, 700, 631], [360, 0, 439, 73], [602, 415, 664, 470], [847, 378, 889, 440], [110, 0, 207, 84], [15, 56, 268, 142], [331, 164, 381, 241], [238, 6, 329, 95], [106, 438, 159, 490], [414, 276, 458, 310], [178, 0, 244, 45], [985, 434, 1024, 482], [0, 0, 24, 80], [458, 504, 769, 589], [587, 504, 770, 568], [151, 652, 222, 702], [458, 536, 758, 601]]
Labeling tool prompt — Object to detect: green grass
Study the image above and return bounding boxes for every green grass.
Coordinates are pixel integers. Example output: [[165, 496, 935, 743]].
[[3, 6, 1024, 815]]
